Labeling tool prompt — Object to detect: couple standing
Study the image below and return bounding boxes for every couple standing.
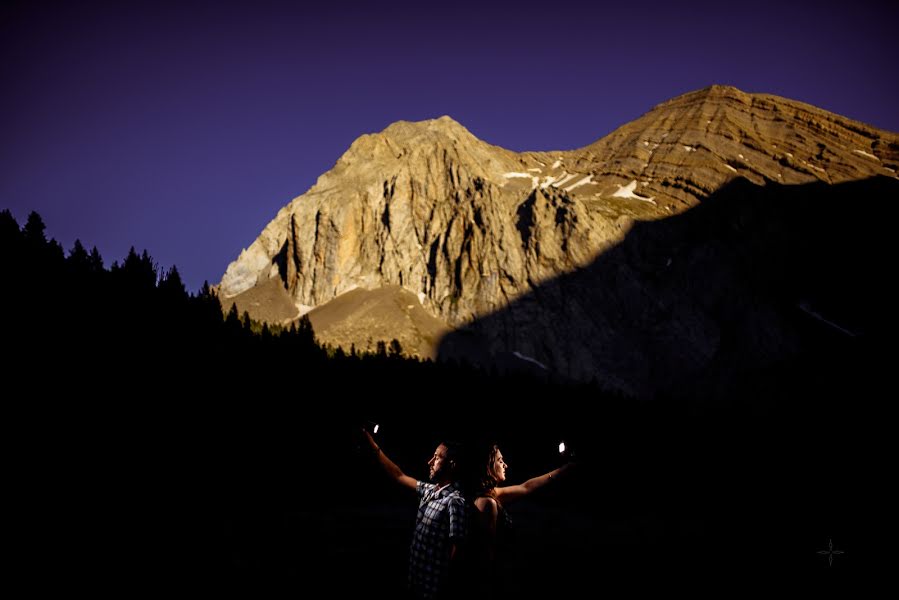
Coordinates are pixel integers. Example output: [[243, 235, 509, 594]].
[[361, 429, 575, 599]]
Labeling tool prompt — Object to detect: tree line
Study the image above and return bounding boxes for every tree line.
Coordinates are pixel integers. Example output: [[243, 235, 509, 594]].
[[0, 209, 617, 421]]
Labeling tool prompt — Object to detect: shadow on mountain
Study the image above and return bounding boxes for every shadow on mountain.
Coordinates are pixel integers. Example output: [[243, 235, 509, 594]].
[[439, 175, 898, 407]]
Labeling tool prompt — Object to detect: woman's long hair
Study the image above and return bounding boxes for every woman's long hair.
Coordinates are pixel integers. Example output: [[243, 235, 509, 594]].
[[466, 442, 501, 498]]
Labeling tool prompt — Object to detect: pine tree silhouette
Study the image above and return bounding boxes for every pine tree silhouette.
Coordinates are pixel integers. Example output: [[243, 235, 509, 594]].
[[117, 246, 158, 292], [88, 246, 104, 272], [22, 211, 47, 244], [159, 265, 187, 299], [68, 239, 90, 272], [226, 302, 241, 335], [0, 209, 21, 245], [295, 315, 315, 347]]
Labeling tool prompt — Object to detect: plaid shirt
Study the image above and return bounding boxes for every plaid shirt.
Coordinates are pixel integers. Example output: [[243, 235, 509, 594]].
[[408, 481, 468, 599]]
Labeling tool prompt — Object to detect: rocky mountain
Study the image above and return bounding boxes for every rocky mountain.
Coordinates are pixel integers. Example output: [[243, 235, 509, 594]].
[[218, 85, 899, 396]]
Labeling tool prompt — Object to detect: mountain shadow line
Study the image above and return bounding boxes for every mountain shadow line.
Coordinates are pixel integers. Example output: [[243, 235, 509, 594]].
[[438, 175, 899, 403]]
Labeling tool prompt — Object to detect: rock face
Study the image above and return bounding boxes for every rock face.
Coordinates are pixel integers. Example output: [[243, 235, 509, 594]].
[[305, 285, 449, 360], [219, 85, 899, 394]]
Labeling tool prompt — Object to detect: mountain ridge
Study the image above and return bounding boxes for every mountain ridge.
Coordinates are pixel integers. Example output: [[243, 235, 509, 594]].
[[217, 86, 898, 389]]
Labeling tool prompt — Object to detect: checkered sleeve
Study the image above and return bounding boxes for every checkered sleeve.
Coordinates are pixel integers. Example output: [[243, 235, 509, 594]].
[[447, 495, 468, 541], [417, 480, 433, 498]]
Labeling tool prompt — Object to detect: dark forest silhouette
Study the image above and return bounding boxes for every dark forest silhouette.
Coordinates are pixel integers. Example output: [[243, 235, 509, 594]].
[[2, 188, 880, 593]]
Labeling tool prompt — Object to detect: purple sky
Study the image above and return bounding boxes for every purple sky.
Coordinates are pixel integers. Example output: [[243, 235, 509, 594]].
[[3, 0, 897, 291]]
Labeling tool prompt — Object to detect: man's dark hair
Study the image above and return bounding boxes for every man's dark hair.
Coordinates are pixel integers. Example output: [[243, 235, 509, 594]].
[[440, 440, 464, 469]]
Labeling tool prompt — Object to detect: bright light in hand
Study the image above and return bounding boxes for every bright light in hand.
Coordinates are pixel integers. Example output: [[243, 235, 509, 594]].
[[373, 424, 380, 434], [559, 442, 566, 454]]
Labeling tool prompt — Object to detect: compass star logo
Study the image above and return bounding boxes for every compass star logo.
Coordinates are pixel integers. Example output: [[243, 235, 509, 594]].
[[816, 538, 844, 566]]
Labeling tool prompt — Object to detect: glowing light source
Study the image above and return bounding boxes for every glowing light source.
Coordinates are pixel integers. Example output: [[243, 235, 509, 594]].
[[559, 441, 566, 454], [373, 424, 380, 434]]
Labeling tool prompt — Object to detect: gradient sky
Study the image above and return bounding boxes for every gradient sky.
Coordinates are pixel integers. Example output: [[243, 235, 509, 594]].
[[3, 0, 897, 291]]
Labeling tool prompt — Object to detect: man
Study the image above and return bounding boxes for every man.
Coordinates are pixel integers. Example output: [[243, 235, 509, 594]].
[[362, 429, 468, 599]]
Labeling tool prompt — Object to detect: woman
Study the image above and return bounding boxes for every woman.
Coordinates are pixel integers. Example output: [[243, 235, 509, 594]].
[[468, 443, 575, 595]]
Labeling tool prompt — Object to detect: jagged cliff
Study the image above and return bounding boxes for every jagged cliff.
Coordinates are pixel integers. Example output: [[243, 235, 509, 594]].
[[218, 85, 898, 393]]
